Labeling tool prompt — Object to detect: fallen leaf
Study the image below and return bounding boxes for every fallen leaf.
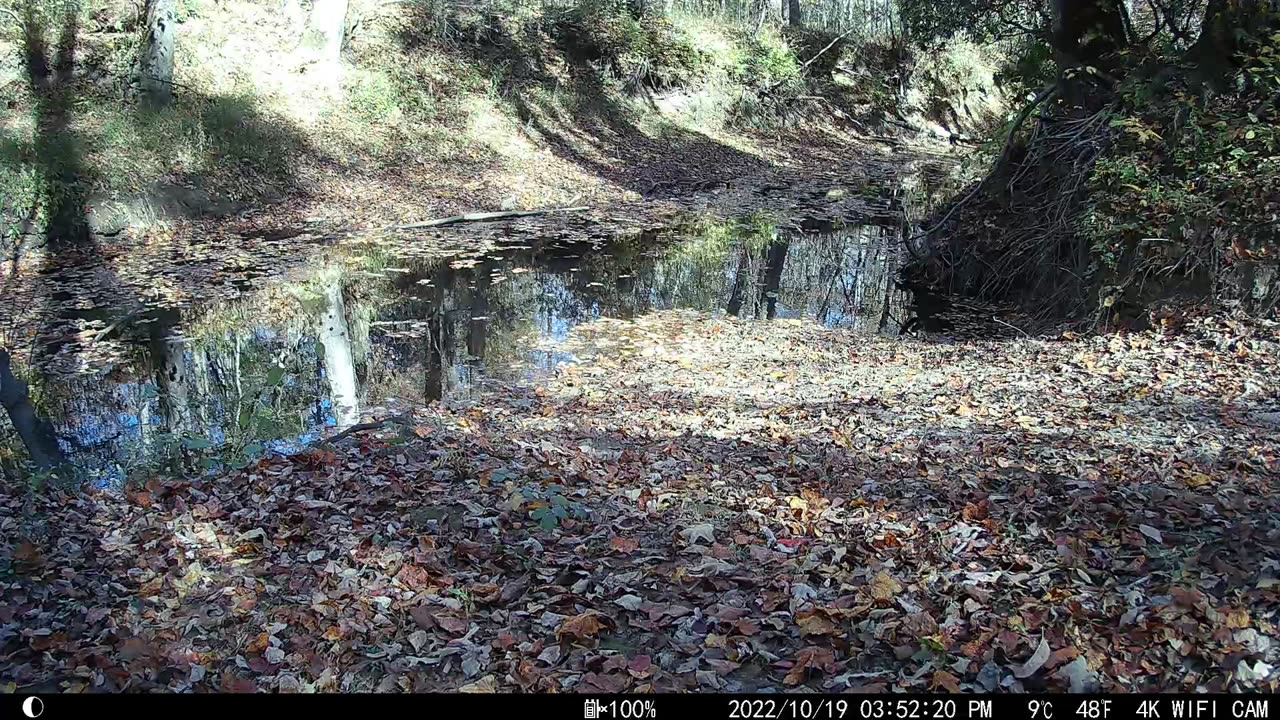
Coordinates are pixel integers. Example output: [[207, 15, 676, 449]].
[[868, 572, 902, 603], [783, 647, 836, 685], [614, 594, 643, 611], [610, 537, 639, 553], [1138, 524, 1163, 544], [931, 669, 962, 693], [557, 612, 607, 642], [458, 675, 498, 693], [796, 610, 838, 636], [1013, 637, 1051, 678], [680, 523, 715, 545]]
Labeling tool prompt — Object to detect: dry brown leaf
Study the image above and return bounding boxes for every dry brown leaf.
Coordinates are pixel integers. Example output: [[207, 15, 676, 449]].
[[1013, 637, 1051, 678], [795, 610, 838, 636], [868, 572, 903, 603], [783, 647, 836, 685], [610, 537, 640, 553], [931, 670, 962, 693], [458, 675, 498, 693], [557, 611, 607, 642]]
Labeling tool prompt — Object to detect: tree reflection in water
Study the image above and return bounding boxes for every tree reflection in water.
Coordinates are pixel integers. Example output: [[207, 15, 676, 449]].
[[0, 215, 911, 485]]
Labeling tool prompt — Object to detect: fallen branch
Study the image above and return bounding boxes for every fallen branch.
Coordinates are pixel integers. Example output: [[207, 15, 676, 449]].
[[88, 310, 143, 344], [795, 27, 857, 77], [311, 413, 410, 447], [381, 206, 589, 232], [0, 7, 24, 26]]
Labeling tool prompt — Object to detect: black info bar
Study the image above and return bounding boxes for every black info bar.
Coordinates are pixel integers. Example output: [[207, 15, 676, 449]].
[[4, 693, 1272, 720]]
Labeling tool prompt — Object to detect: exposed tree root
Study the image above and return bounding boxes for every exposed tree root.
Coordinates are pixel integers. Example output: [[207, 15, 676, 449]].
[[905, 85, 1117, 322]]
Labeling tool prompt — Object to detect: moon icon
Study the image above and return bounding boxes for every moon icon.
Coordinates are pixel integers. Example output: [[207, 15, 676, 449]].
[[22, 696, 44, 718]]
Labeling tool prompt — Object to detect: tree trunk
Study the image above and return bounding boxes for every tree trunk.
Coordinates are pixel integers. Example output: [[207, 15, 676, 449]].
[[318, 283, 360, 430], [1192, 0, 1278, 83], [467, 262, 491, 362], [786, 0, 803, 26], [300, 0, 348, 64], [425, 268, 454, 402], [138, 0, 177, 108], [1050, 0, 1128, 68], [149, 310, 193, 436], [727, 246, 754, 317], [0, 348, 69, 474], [759, 237, 790, 320]]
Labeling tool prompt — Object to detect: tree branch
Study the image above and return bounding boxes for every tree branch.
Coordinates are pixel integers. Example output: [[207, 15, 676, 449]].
[[310, 413, 411, 447], [380, 206, 589, 232]]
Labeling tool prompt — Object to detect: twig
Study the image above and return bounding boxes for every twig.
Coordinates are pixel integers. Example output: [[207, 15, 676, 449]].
[[87, 310, 142, 343], [991, 315, 1032, 338], [310, 413, 410, 447], [759, 27, 856, 97], [381, 206, 588, 232], [795, 27, 856, 76]]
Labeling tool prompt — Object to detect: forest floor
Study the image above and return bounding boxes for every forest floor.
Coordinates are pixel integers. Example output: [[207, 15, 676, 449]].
[[3, 310, 1278, 693]]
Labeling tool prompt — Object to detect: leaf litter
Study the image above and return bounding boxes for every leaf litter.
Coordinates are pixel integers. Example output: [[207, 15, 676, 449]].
[[1, 310, 1278, 693]]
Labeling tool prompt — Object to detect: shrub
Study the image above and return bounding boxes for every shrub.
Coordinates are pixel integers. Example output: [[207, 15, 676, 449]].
[[550, 0, 707, 91], [1080, 31, 1280, 311]]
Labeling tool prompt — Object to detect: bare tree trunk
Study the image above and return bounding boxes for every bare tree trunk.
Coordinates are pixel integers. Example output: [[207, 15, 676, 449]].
[[760, 237, 790, 320], [727, 246, 754, 317], [786, 0, 803, 26], [300, 0, 349, 64], [319, 282, 360, 430], [467, 261, 491, 362], [0, 348, 69, 474], [149, 310, 193, 436], [138, 0, 177, 108], [425, 268, 454, 402]]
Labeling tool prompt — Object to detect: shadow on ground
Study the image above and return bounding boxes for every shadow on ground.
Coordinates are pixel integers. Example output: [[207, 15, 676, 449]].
[[395, 6, 768, 197]]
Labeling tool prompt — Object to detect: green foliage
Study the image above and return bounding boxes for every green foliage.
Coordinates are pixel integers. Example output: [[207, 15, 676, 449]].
[[523, 483, 589, 531], [898, 0, 1045, 48], [1080, 32, 1280, 288], [996, 38, 1055, 96], [552, 0, 707, 91], [736, 29, 801, 88], [0, 135, 41, 249], [347, 70, 405, 123]]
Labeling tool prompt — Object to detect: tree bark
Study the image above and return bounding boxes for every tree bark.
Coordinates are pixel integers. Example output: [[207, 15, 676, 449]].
[[138, 0, 177, 108], [149, 310, 193, 436], [727, 246, 754, 318], [300, 0, 348, 64], [425, 267, 454, 402], [0, 348, 69, 474], [467, 262, 491, 362]]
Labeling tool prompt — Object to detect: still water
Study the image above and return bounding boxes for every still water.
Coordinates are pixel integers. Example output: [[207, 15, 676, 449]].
[[0, 214, 913, 485]]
